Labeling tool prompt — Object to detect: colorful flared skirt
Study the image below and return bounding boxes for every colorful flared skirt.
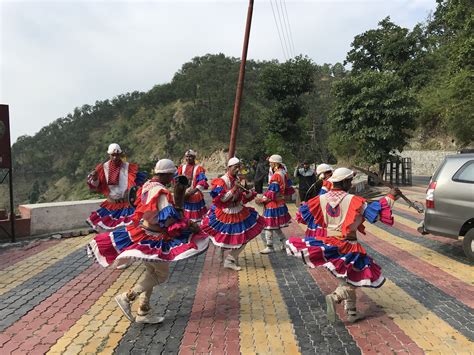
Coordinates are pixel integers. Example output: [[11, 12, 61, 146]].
[[286, 236, 384, 288], [263, 200, 291, 230], [87, 224, 210, 268], [183, 191, 207, 222], [201, 205, 265, 249], [87, 200, 134, 231]]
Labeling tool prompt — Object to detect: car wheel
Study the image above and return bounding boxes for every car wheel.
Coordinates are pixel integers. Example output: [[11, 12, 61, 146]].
[[462, 229, 474, 261]]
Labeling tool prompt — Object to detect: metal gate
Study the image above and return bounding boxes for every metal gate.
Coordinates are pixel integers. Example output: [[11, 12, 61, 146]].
[[384, 157, 412, 186]]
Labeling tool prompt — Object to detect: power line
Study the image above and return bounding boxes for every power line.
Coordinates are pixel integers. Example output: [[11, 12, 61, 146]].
[[281, 0, 296, 56], [269, 0, 289, 60], [273, 0, 292, 58], [278, 0, 294, 57]]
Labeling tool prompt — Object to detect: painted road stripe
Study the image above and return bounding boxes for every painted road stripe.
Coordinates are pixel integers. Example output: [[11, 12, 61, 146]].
[[0, 263, 120, 354], [362, 241, 474, 340], [113, 252, 206, 354], [392, 208, 422, 223], [364, 229, 473, 308], [47, 263, 144, 355], [287, 222, 425, 354], [180, 245, 240, 354], [376, 220, 471, 265], [287, 204, 474, 340], [364, 280, 473, 353], [0, 248, 92, 332], [366, 224, 474, 276], [240, 237, 300, 354], [0, 239, 61, 271], [366, 223, 474, 281], [266, 239, 361, 352], [0, 236, 91, 296]]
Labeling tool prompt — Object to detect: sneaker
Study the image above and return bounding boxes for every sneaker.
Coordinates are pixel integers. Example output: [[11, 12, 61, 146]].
[[346, 313, 363, 323], [116, 263, 130, 270], [115, 293, 134, 322], [260, 246, 274, 254], [325, 294, 337, 323], [279, 244, 286, 252], [135, 314, 165, 324], [224, 259, 242, 271]]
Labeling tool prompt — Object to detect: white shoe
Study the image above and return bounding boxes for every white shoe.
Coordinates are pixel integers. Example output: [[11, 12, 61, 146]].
[[325, 294, 337, 323], [115, 293, 134, 322], [116, 263, 130, 270], [135, 314, 165, 324], [224, 259, 242, 271], [260, 246, 274, 254]]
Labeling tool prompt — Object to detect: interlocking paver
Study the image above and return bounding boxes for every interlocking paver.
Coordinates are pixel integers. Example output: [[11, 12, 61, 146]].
[[114, 251, 206, 354]]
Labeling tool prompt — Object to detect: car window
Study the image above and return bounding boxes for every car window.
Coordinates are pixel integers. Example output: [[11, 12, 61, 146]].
[[432, 158, 446, 182], [452, 160, 474, 183]]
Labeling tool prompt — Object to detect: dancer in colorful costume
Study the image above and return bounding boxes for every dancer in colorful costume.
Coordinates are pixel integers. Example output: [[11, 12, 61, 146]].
[[286, 167, 400, 323], [87, 159, 209, 323], [258, 154, 294, 254], [305, 163, 334, 201], [201, 157, 265, 271], [177, 149, 209, 222], [87, 143, 146, 231]]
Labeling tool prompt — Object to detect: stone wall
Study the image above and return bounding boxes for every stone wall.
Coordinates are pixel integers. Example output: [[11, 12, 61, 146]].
[[19, 199, 103, 236], [399, 150, 457, 176]]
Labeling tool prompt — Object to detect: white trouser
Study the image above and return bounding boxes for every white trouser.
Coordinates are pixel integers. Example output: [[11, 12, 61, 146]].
[[333, 280, 357, 315], [264, 229, 286, 247], [128, 262, 170, 314]]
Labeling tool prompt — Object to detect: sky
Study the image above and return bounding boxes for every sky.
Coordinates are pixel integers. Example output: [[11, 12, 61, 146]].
[[0, 0, 436, 143]]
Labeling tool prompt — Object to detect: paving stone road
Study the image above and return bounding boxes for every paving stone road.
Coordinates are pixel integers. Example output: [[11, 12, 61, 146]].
[[0, 185, 472, 354]]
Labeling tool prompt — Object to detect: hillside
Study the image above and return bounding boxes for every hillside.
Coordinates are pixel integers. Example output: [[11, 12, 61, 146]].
[[3, 1, 472, 209], [3, 54, 343, 208]]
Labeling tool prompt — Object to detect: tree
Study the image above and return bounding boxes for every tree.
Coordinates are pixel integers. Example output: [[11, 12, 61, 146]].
[[345, 17, 430, 87], [258, 56, 315, 164], [330, 71, 417, 175]]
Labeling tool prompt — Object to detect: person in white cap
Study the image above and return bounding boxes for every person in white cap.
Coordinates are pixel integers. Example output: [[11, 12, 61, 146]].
[[201, 157, 265, 271], [86, 143, 147, 232], [257, 154, 294, 254], [286, 167, 401, 323], [305, 163, 334, 200], [88, 159, 209, 324], [177, 149, 209, 222]]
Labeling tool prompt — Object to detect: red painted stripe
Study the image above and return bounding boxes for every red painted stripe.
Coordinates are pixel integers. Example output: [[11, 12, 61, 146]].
[[0, 263, 120, 354], [393, 205, 423, 220], [363, 230, 474, 308], [285, 222, 424, 354], [179, 245, 240, 355], [393, 221, 462, 246], [0, 239, 61, 271]]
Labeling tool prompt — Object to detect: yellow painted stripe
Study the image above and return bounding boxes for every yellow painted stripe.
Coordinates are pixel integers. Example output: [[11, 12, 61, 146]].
[[239, 237, 300, 354], [365, 224, 473, 284], [0, 235, 91, 296], [393, 202, 424, 216], [393, 213, 423, 230], [47, 263, 144, 355], [363, 280, 473, 353]]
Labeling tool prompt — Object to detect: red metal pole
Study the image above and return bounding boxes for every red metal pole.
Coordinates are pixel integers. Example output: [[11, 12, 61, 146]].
[[228, 0, 254, 160]]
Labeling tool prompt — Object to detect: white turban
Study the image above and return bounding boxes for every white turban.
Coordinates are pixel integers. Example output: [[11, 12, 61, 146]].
[[107, 143, 122, 154], [328, 167, 355, 182], [154, 159, 177, 174], [227, 157, 240, 167]]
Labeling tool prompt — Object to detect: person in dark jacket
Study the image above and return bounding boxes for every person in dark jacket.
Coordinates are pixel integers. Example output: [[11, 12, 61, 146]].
[[253, 157, 268, 194], [293, 161, 316, 202]]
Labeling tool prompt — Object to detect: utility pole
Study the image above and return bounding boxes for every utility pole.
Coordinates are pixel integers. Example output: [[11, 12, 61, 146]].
[[228, 0, 254, 160]]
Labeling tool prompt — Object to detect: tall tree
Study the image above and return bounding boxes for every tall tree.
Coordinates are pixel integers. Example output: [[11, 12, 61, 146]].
[[330, 71, 417, 174], [258, 56, 315, 163]]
